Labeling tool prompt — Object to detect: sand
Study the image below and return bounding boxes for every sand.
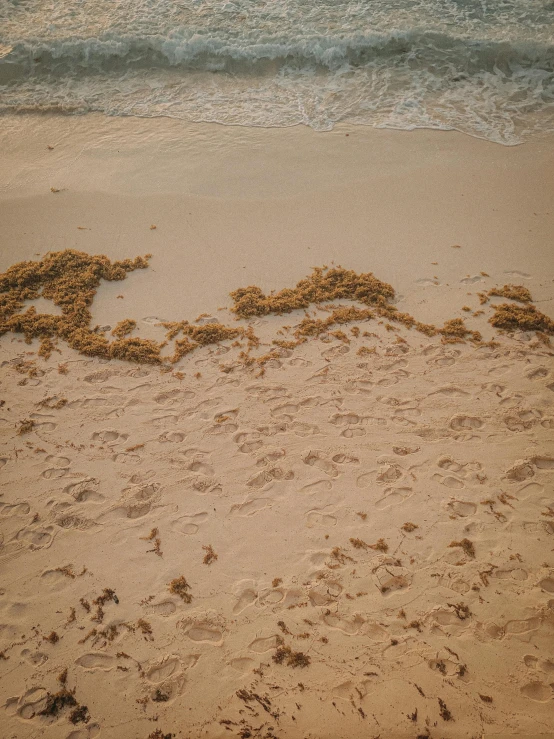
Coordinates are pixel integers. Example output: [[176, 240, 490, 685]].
[[1, 115, 554, 739]]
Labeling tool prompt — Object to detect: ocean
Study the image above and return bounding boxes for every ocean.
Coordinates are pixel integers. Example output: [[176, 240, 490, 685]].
[[1, 0, 553, 144]]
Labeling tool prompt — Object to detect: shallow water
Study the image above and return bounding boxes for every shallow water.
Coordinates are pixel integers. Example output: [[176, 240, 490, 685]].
[[1, 0, 553, 143]]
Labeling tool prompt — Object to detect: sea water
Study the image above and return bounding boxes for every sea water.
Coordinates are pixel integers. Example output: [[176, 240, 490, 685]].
[[1, 0, 553, 143]]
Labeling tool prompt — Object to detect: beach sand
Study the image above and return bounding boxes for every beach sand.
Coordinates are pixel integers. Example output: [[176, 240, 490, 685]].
[[0, 115, 553, 738]]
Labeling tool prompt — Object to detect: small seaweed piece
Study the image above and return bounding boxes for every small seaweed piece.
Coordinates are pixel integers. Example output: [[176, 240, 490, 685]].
[[137, 618, 153, 636], [141, 528, 162, 557], [202, 544, 218, 565], [69, 705, 90, 724], [272, 645, 310, 668], [448, 538, 475, 558], [402, 522, 418, 532], [447, 602, 472, 620], [91, 588, 116, 623], [17, 419, 35, 435], [438, 698, 453, 721], [152, 689, 169, 702], [369, 538, 389, 553], [38, 689, 77, 717], [168, 576, 192, 603]]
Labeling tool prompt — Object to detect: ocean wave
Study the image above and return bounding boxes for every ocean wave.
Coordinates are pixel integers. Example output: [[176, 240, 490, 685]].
[[1, 30, 554, 79]]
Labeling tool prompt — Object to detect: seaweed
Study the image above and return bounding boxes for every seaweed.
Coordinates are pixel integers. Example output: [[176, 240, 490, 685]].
[[38, 689, 77, 717], [448, 538, 476, 558], [69, 705, 90, 724], [111, 319, 137, 339], [0, 250, 151, 364], [202, 544, 218, 565], [488, 284, 532, 303], [17, 419, 35, 435], [272, 645, 310, 668], [141, 528, 162, 557], [489, 303, 554, 335], [438, 698, 453, 721], [168, 576, 192, 603], [230, 267, 395, 318], [91, 588, 116, 623], [401, 522, 418, 532]]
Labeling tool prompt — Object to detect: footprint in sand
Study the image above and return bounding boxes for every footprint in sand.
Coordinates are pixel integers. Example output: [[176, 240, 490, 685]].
[[21, 649, 48, 666], [247, 466, 293, 489], [234, 431, 263, 453], [306, 510, 337, 528], [330, 412, 360, 426], [538, 576, 554, 593], [248, 635, 279, 653], [332, 453, 359, 465], [146, 601, 177, 617], [493, 567, 528, 581], [301, 479, 333, 495], [375, 487, 413, 509], [172, 512, 208, 535], [303, 450, 339, 477], [75, 653, 116, 670], [228, 657, 256, 673], [523, 655, 554, 673], [0, 502, 30, 516], [532, 455, 554, 469], [433, 473, 465, 489], [185, 623, 223, 645], [341, 427, 366, 437], [447, 500, 476, 517], [147, 657, 180, 683], [520, 682, 553, 702], [16, 525, 55, 550], [322, 612, 365, 635], [233, 585, 258, 614], [158, 431, 186, 443], [42, 467, 69, 479], [526, 366, 549, 380], [450, 415, 484, 431], [64, 478, 103, 503], [231, 498, 272, 516], [92, 429, 127, 443], [357, 471, 375, 488], [506, 461, 534, 482], [154, 389, 195, 405], [376, 464, 403, 484]]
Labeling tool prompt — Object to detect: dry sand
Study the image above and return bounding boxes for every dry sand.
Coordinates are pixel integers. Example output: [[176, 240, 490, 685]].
[[1, 116, 554, 739]]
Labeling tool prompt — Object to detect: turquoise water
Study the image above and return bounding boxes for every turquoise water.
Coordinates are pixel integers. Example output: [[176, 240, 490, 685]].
[[1, 0, 553, 142]]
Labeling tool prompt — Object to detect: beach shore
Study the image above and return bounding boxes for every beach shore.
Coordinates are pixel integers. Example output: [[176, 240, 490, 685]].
[[1, 115, 553, 738]]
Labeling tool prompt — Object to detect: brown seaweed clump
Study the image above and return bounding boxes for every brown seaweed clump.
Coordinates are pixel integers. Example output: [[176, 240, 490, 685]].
[[0, 249, 156, 362], [168, 576, 192, 603], [438, 318, 482, 344], [487, 284, 533, 303], [162, 321, 245, 363], [489, 303, 554, 335], [230, 266, 396, 318], [272, 645, 311, 668], [294, 306, 374, 338], [229, 266, 438, 336], [111, 319, 137, 338], [38, 689, 77, 717]]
